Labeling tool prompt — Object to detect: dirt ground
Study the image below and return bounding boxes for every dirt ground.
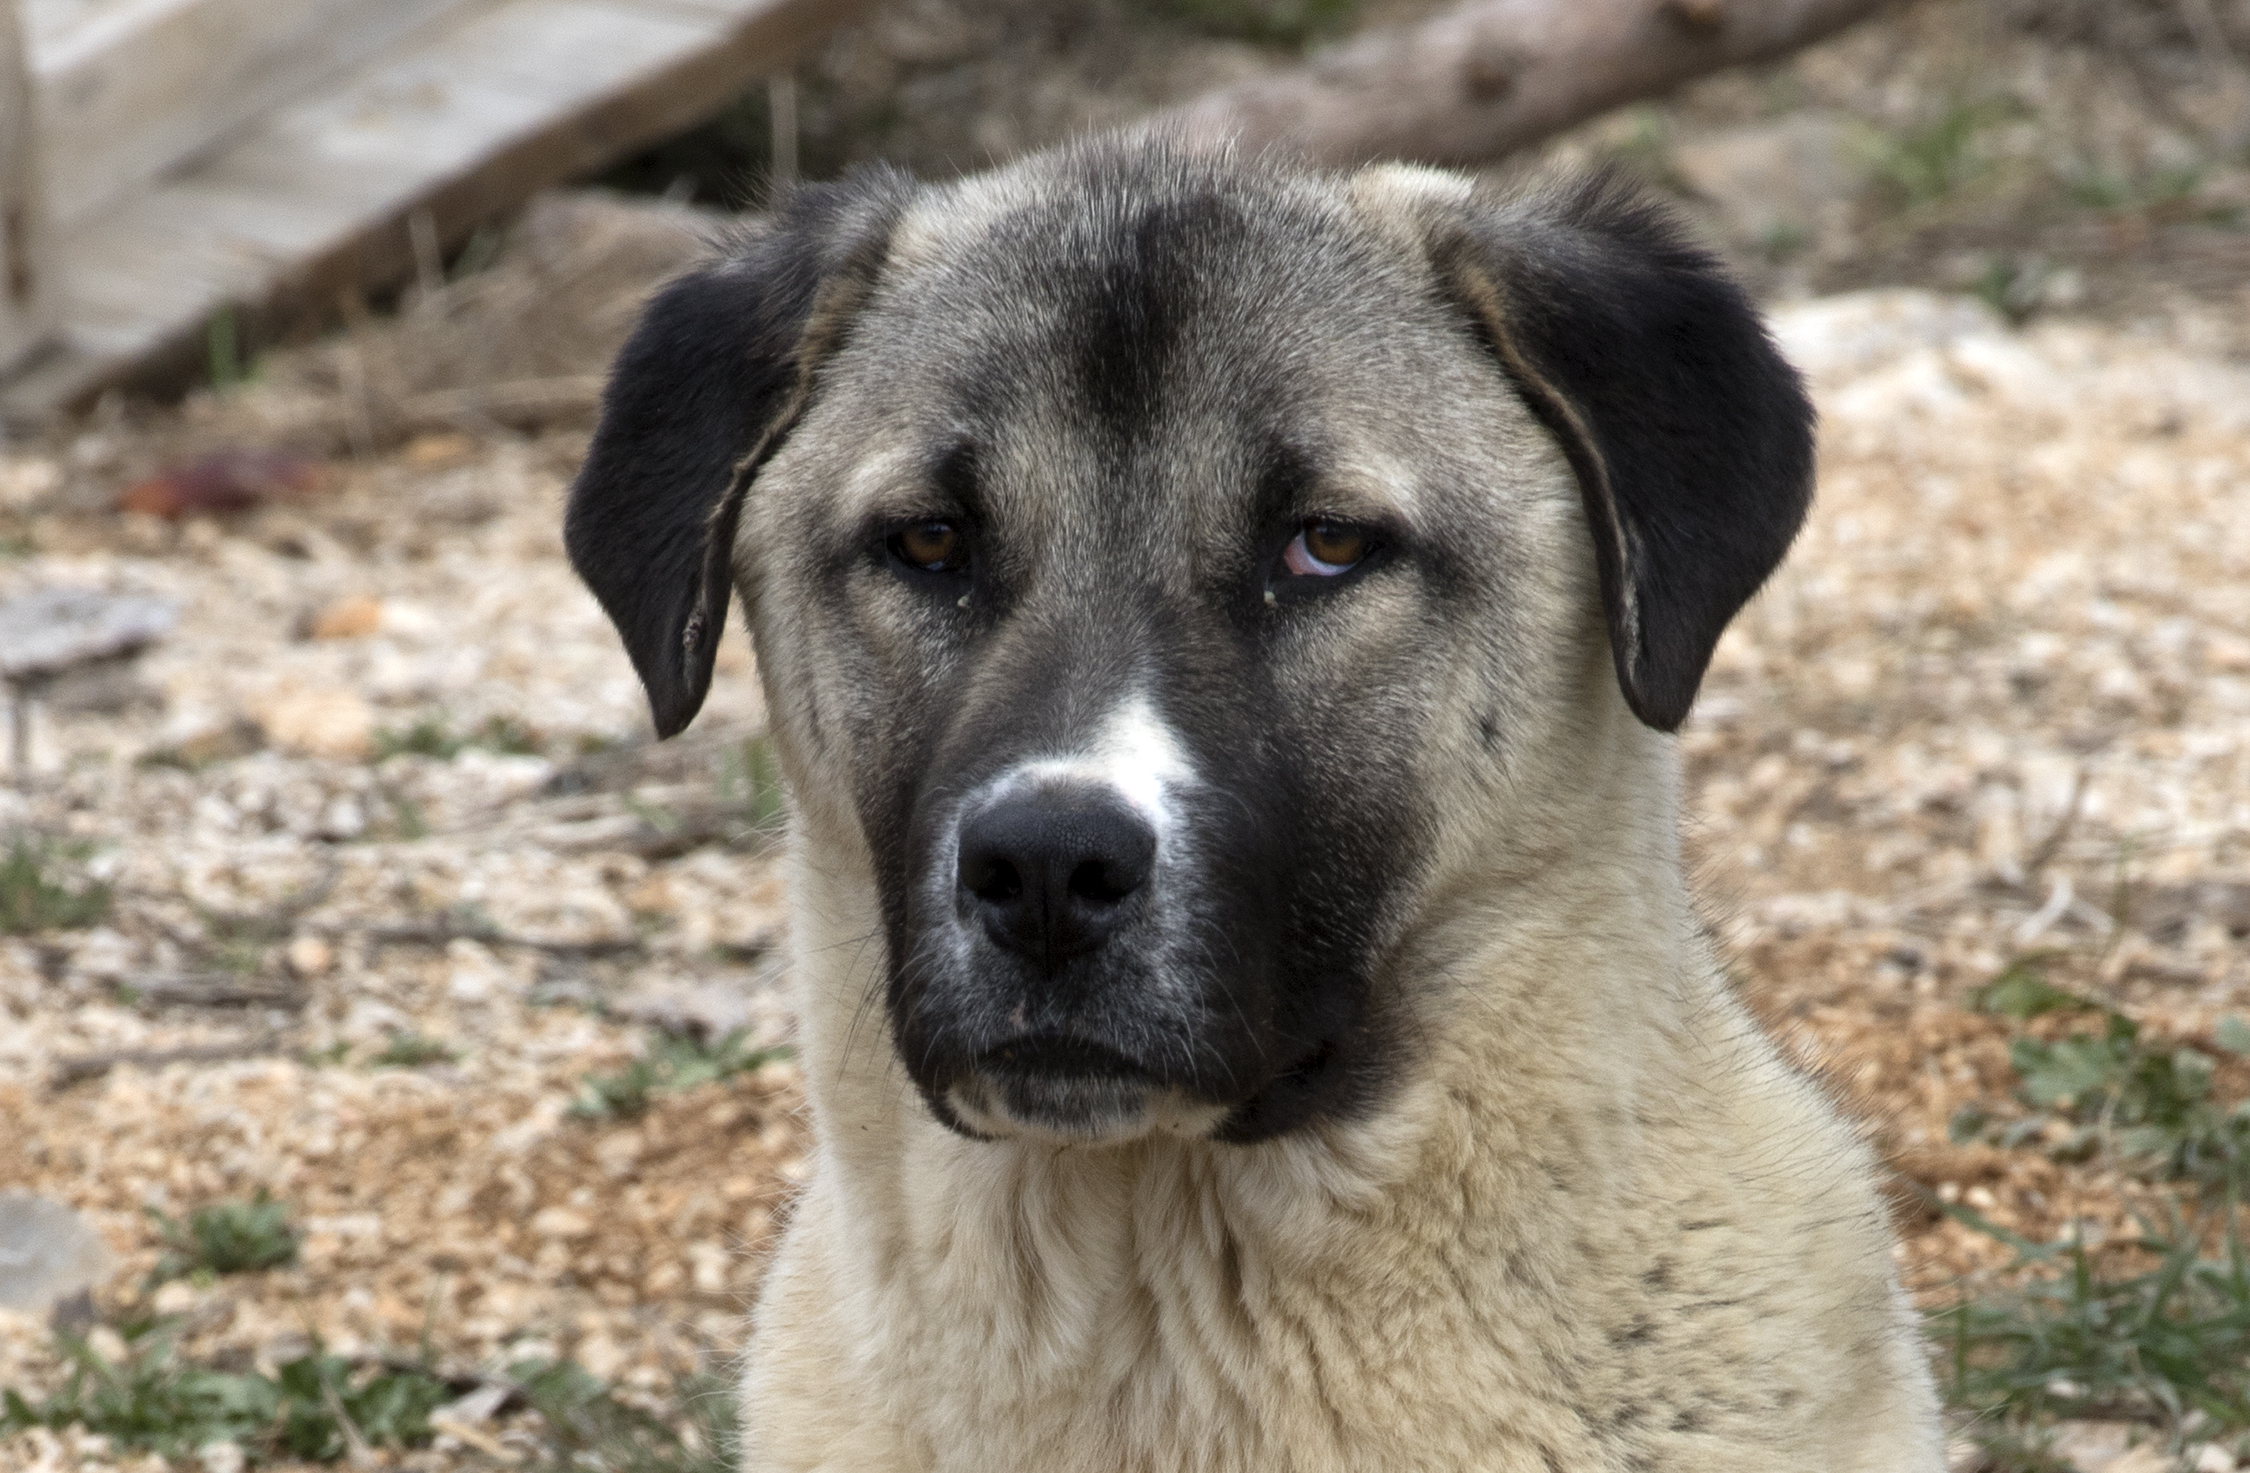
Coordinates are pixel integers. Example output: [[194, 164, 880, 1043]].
[[2, 1, 2249, 1470]]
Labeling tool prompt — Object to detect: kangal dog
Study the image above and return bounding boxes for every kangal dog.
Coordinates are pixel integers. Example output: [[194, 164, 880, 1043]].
[[566, 134, 1943, 1471]]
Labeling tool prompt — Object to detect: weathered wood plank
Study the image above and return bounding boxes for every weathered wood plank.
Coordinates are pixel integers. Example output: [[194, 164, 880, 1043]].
[[0, 0, 871, 422], [0, 1, 54, 374], [25, 0, 483, 233]]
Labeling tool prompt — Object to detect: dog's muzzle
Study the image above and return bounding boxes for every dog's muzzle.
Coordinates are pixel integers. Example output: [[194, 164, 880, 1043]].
[[894, 779, 1224, 1144]]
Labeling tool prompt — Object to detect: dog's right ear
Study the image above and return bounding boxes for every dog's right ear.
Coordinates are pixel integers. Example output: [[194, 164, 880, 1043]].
[[1355, 167, 1813, 735], [565, 168, 913, 738]]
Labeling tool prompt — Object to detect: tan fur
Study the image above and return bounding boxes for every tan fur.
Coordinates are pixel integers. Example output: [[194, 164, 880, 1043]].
[[724, 146, 1944, 1471]]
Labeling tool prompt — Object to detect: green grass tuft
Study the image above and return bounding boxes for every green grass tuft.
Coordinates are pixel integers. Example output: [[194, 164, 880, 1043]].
[[147, 1191, 297, 1286], [268, 1352, 452, 1462], [374, 713, 544, 762], [1935, 1204, 2250, 1436], [1, 1325, 451, 1462], [1956, 960, 2250, 1190], [572, 1031, 790, 1121], [0, 834, 113, 935], [1863, 97, 2016, 208], [514, 1359, 739, 1473], [369, 1031, 460, 1069]]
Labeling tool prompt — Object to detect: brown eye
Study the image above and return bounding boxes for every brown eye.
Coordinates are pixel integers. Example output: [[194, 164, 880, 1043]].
[[1282, 520, 1370, 578], [892, 520, 965, 573], [1304, 522, 1365, 566]]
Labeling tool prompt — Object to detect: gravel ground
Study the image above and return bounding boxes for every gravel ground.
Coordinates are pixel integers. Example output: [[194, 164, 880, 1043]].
[[0, 5, 2247, 1459]]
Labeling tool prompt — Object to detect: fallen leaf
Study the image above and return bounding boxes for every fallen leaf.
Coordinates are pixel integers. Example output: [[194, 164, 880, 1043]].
[[118, 450, 327, 518]]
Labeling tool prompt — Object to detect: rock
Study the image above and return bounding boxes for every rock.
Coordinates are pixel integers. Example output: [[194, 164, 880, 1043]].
[[0, 587, 179, 685], [1670, 114, 1868, 246], [1766, 290, 2005, 385], [0, 1190, 116, 1313]]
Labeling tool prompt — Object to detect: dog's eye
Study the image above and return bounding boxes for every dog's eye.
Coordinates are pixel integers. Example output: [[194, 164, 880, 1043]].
[[889, 520, 968, 575], [1282, 520, 1370, 578]]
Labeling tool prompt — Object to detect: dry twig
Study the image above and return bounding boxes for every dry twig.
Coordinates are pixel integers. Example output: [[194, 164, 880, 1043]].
[[1166, 0, 1902, 167], [50, 1039, 284, 1087]]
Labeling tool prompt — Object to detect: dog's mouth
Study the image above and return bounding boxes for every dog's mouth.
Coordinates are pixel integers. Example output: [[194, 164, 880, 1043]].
[[944, 1033, 1226, 1145]]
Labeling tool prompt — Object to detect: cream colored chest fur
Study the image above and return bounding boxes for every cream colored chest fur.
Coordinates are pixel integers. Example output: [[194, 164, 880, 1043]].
[[738, 829, 1942, 1473]]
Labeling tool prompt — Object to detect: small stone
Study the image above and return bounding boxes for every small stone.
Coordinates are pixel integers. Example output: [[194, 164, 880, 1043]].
[[687, 1240, 729, 1293], [403, 432, 476, 468], [251, 687, 374, 761], [0, 455, 62, 511], [316, 796, 365, 841], [285, 935, 334, 977], [151, 1278, 199, 1314], [198, 1442, 247, 1473], [2195, 1446, 2238, 1473], [167, 718, 264, 767], [531, 1208, 592, 1239], [575, 1333, 625, 1380], [66, 928, 135, 982], [307, 595, 384, 641]]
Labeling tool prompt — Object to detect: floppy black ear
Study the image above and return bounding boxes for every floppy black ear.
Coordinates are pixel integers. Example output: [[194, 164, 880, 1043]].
[[565, 168, 913, 738], [1429, 174, 1815, 732]]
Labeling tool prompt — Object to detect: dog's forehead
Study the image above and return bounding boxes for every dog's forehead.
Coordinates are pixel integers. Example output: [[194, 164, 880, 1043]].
[[815, 156, 1520, 537]]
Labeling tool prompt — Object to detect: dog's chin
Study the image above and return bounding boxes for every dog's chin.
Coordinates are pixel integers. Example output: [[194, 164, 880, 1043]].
[[945, 1070, 1228, 1146]]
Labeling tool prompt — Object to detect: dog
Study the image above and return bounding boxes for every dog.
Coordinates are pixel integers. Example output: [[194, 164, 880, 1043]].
[[565, 133, 1943, 1472]]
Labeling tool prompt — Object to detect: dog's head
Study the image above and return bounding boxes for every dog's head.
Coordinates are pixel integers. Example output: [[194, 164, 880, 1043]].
[[567, 139, 1812, 1147]]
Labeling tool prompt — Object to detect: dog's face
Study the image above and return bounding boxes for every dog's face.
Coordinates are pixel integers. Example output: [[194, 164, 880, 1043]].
[[566, 141, 1813, 1147]]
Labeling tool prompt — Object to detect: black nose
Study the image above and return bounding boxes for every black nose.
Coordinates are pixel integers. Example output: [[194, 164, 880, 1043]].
[[956, 788, 1157, 967]]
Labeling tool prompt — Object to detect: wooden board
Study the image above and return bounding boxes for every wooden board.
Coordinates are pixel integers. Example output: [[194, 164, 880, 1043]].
[[25, 0, 485, 234], [0, 0, 869, 422], [0, 1, 54, 374]]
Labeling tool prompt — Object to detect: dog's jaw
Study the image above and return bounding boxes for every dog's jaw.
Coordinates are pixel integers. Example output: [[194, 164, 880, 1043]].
[[944, 1069, 1231, 1146]]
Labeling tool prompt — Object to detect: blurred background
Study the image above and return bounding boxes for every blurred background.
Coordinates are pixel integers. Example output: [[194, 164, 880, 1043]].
[[0, 1, 2247, 1469]]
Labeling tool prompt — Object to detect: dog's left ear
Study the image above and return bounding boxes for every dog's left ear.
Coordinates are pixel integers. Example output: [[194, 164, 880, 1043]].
[[565, 167, 913, 738], [1403, 172, 1815, 732]]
